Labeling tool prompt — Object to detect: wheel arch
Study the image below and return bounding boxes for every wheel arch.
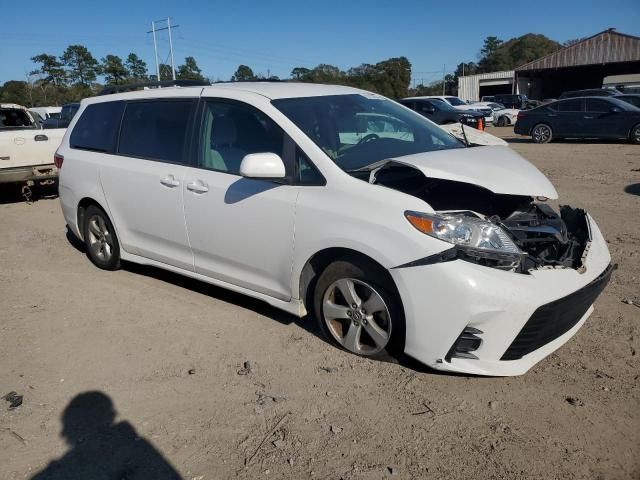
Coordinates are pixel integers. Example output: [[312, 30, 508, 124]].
[[297, 247, 401, 317], [76, 197, 110, 241]]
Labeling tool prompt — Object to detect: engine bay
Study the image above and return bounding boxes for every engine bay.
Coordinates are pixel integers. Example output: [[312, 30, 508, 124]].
[[369, 163, 591, 273]]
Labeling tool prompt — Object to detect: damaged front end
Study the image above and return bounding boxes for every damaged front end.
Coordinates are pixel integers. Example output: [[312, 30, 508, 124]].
[[371, 163, 591, 274]]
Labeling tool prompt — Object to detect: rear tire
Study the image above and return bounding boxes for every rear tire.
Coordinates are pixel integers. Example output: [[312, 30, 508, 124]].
[[531, 123, 553, 143], [313, 259, 404, 359], [630, 124, 640, 144], [83, 205, 121, 270]]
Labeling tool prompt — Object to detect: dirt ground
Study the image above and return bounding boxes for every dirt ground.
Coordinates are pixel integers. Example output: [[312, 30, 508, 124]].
[[1, 128, 639, 480]]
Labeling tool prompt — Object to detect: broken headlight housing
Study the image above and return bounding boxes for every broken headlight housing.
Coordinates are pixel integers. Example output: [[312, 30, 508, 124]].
[[404, 211, 523, 270]]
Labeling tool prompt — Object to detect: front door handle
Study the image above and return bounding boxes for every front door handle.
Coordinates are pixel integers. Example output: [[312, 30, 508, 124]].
[[160, 175, 180, 188], [547, 113, 557, 117], [583, 115, 594, 119], [186, 181, 209, 193], [34, 134, 48, 142]]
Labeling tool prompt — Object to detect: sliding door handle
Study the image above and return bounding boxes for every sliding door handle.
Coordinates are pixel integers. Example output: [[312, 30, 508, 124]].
[[160, 175, 180, 188], [186, 181, 209, 193]]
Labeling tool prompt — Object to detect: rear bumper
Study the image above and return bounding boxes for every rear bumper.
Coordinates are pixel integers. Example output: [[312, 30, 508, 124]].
[[0, 164, 58, 184], [391, 213, 611, 376]]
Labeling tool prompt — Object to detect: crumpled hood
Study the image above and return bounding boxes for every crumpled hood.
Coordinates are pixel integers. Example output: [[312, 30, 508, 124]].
[[387, 146, 558, 199]]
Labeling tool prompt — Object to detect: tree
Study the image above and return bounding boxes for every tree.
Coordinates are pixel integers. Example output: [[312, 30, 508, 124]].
[[177, 56, 204, 81], [61, 45, 100, 85], [30, 54, 66, 86], [0, 81, 31, 106], [231, 65, 256, 82], [101, 55, 127, 85], [477, 34, 561, 72], [125, 53, 148, 80], [290, 67, 311, 81]]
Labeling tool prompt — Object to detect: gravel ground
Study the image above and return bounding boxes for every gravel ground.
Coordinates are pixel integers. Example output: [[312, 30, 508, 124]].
[[1, 128, 638, 479]]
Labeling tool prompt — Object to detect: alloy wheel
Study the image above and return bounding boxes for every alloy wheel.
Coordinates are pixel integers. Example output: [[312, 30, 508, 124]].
[[532, 125, 551, 143], [322, 278, 391, 355], [87, 214, 114, 262]]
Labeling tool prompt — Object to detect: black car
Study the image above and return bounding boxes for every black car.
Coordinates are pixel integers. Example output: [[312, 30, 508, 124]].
[[514, 97, 640, 144], [43, 103, 80, 129], [399, 98, 484, 129], [559, 88, 621, 99]]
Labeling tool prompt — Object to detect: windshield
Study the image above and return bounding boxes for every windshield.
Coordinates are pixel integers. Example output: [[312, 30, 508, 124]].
[[430, 100, 456, 111], [0, 108, 35, 129], [272, 94, 463, 171], [618, 95, 640, 108], [446, 97, 467, 106]]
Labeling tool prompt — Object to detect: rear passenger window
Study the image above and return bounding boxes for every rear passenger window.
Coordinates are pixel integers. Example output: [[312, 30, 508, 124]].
[[118, 101, 193, 163], [70, 102, 124, 153], [558, 100, 584, 112]]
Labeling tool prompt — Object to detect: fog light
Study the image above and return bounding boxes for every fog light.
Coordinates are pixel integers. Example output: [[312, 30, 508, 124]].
[[446, 327, 483, 360]]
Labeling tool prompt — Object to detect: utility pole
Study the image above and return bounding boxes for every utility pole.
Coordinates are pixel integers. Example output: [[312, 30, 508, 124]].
[[442, 64, 446, 95], [147, 18, 180, 82]]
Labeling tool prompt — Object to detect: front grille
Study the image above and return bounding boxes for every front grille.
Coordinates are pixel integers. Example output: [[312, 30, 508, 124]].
[[501, 264, 613, 361]]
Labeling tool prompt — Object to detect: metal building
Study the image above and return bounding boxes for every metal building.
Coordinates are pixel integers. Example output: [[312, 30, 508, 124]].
[[515, 29, 640, 99], [458, 29, 640, 101], [458, 70, 515, 102]]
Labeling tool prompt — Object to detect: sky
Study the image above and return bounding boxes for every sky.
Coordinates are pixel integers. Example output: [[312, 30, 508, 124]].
[[1, 0, 639, 85]]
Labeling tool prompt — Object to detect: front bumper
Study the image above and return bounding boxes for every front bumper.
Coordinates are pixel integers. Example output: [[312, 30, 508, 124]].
[[391, 213, 611, 376]]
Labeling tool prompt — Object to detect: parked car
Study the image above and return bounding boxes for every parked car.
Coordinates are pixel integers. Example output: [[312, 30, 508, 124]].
[[29, 106, 62, 123], [514, 97, 640, 143], [1, 104, 65, 185], [419, 96, 494, 124], [559, 88, 621, 99], [613, 94, 640, 109], [58, 83, 611, 376], [43, 103, 79, 129], [399, 98, 485, 129], [493, 108, 520, 127], [481, 94, 532, 109]]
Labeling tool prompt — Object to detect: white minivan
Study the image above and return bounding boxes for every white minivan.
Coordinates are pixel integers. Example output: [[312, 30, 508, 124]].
[[58, 83, 612, 376]]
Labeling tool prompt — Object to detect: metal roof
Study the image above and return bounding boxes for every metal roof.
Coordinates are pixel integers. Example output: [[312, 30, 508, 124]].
[[516, 29, 640, 71]]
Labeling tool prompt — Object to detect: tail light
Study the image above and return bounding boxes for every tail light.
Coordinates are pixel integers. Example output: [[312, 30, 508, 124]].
[[54, 153, 64, 169], [517, 111, 526, 120]]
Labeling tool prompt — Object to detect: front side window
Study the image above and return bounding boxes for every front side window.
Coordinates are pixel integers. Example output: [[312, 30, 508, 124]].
[[118, 100, 193, 163], [586, 99, 613, 113], [445, 97, 466, 106], [272, 94, 462, 171], [558, 99, 584, 112], [199, 100, 285, 174], [70, 102, 124, 153]]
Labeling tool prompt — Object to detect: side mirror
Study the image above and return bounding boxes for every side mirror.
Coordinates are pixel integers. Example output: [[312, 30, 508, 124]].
[[240, 152, 286, 179]]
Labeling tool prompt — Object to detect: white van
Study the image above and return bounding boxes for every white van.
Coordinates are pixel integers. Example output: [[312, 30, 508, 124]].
[[57, 83, 611, 376]]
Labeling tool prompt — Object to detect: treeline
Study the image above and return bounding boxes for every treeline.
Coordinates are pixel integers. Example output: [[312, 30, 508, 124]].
[[0, 44, 205, 106], [0, 33, 564, 107]]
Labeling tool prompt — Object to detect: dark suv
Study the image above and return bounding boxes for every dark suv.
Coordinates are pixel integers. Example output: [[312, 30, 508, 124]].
[[43, 103, 80, 129], [399, 98, 484, 128], [481, 94, 531, 109], [559, 89, 621, 99]]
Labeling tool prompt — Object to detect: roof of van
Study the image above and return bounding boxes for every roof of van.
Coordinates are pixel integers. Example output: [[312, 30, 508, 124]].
[[86, 82, 371, 103]]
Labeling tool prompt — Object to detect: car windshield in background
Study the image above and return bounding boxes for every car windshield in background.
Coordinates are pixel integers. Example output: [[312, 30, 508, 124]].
[[446, 97, 467, 106], [272, 94, 463, 171], [617, 95, 640, 108], [0, 108, 34, 129], [431, 100, 457, 111]]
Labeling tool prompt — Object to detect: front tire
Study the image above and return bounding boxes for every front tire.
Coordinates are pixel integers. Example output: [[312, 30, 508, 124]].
[[83, 205, 121, 270], [531, 123, 553, 143], [313, 259, 404, 358], [496, 116, 507, 127], [630, 124, 640, 144]]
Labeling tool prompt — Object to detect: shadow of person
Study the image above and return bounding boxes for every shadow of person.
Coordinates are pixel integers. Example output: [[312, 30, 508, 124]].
[[31, 391, 182, 480]]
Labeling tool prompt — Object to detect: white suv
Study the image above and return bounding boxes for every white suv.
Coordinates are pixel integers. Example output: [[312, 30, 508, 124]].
[[58, 83, 611, 376]]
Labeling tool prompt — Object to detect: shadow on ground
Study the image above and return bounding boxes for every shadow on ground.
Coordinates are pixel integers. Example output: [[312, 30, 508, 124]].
[[64, 229, 459, 378], [30, 391, 182, 479], [624, 183, 640, 196], [0, 183, 58, 205]]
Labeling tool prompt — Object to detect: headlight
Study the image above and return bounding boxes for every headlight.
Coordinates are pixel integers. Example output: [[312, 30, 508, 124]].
[[404, 211, 522, 270]]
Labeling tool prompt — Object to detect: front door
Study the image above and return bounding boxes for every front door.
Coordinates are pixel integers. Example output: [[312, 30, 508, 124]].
[[183, 99, 297, 300], [554, 99, 585, 137]]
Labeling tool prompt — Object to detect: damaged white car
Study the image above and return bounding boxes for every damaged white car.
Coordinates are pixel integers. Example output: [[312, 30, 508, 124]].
[[58, 83, 611, 376]]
